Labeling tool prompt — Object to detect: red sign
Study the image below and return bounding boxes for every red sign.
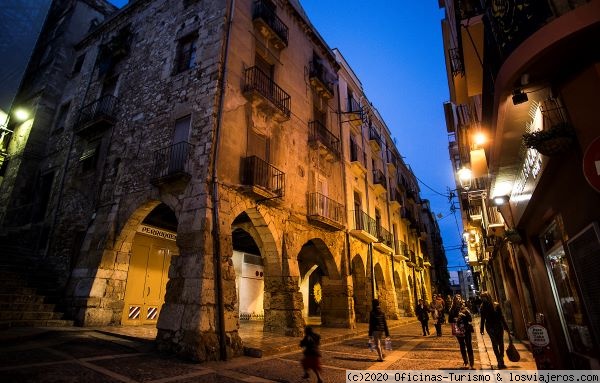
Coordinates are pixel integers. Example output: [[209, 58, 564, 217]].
[[583, 136, 600, 193]]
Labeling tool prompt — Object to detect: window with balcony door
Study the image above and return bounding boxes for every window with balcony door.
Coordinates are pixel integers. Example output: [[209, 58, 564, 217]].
[[174, 33, 197, 74]]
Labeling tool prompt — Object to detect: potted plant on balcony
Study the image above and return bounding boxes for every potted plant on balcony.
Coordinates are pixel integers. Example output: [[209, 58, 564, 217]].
[[504, 228, 522, 244], [522, 121, 575, 156]]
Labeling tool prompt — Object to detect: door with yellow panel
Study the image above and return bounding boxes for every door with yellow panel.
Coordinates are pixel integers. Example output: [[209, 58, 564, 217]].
[[122, 230, 177, 325]]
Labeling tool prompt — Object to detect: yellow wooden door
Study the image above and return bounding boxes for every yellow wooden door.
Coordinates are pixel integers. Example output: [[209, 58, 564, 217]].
[[122, 234, 176, 325]]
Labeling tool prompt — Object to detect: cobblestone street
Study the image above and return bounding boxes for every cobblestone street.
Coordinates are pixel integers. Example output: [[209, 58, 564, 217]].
[[0, 319, 536, 382]]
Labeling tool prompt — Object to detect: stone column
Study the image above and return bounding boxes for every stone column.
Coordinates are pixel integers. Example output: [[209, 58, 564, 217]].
[[320, 276, 355, 328], [156, 221, 243, 361], [263, 275, 304, 336]]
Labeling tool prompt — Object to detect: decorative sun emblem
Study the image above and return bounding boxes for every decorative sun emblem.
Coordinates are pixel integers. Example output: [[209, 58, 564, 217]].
[[313, 282, 322, 304]]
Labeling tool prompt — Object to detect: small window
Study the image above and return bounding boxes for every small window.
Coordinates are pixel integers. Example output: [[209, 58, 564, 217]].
[[80, 141, 100, 172], [175, 34, 197, 74], [53, 102, 70, 132], [72, 55, 85, 75]]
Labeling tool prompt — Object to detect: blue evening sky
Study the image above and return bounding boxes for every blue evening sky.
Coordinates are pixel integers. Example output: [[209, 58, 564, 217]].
[[108, 0, 467, 271]]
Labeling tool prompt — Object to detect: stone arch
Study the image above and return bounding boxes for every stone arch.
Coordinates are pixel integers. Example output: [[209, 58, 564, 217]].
[[229, 206, 302, 336], [352, 254, 369, 323], [298, 238, 350, 327], [394, 270, 408, 316], [70, 198, 182, 327]]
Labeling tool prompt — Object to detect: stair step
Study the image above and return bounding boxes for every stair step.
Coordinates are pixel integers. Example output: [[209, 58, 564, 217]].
[[0, 286, 37, 295], [0, 319, 74, 330], [0, 311, 64, 321], [0, 302, 56, 312], [0, 294, 46, 304]]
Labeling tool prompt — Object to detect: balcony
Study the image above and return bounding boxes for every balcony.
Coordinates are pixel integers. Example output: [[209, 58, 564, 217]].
[[252, 0, 288, 49], [401, 207, 417, 228], [347, 97, 363, 128], [394, 240, 409, 261], [309, 59, 334, 99], [350, 140, 367, 176], [372, 169, 387, 195], [350, 210, 378, 243], [406, 187, 417, 202], [243, 66, 290, 121], [386, 149, 399, 172], [242, 155, 285, 200], [468, 203, 483, 223], [389, 188, 402, 210], [75, 95, 119, 135], [368, 126, 382, 152], [307, 192, 345, 231], [407, 250, 416, 268], [151, 142, 193, 187], [308, 120, 340, 161], [374, 226, 394, 254]]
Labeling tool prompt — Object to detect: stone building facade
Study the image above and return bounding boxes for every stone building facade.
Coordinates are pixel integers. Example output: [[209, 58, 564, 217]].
[[0, 0, 448, 361]]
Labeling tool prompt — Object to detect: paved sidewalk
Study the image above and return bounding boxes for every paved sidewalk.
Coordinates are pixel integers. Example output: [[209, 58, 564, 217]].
[[0, 317, 539, 382], [472, 316, 537, 370]]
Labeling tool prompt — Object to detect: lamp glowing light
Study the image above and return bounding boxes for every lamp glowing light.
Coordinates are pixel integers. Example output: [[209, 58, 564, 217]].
[[474, 132, 486, 146], [457, 167, 473, 190], [13, 108, 30, 121]]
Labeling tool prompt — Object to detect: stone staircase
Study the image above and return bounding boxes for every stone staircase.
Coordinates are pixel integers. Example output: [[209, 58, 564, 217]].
[[0, 243, 74, 329]]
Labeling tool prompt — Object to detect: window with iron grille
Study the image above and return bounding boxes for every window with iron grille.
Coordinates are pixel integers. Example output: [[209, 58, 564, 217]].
[[175, 33, 197, 74]]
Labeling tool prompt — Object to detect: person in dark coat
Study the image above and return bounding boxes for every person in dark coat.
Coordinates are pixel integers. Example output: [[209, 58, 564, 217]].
[[449, 294, 475, 369], [415, 299, 430, 336], [300, 326, 323, 383], [368, 299, 390, 362], [479, 291, 510, 369]]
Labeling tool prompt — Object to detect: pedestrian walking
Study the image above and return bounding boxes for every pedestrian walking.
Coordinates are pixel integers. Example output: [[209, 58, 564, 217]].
[[449, 294, 475, 369], [368, 299, 390, 362], [479, 291, 510, 369], [430, 294, 444, 336], [300, 326, 323, 383], [415, 299, 430, 336]]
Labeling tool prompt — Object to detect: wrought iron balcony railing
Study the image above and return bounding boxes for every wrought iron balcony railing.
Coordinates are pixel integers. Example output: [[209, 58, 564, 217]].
[[390, 188, 403, 206], [386, 149, 399, 167], [350, 140, 366, 167], [151, 141, 193, 184], [308, 120, 340, 158], [244, 66, 291, 118], [369, 126, 382, 150], [376, 225, 393, 248], [351, 210, 377, 237], [76, 95, 119, 133], [307, 192, 345, 230], [309, 59, 334, 97], [397, 240, 409, 258], [372, 169, 386, 189], [252, 0, 288, 48], [242, 155, 285, 198]]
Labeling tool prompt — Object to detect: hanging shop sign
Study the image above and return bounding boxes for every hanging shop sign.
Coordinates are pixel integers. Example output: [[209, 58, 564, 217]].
[[582, 136, 600, 193], [527, 324, 550, 347]]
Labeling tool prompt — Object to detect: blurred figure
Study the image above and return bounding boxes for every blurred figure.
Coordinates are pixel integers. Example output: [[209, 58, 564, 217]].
[[416, 298, 430, 336], [299, 326, 323, 383], [449, 294, 475, 369], [369, 299, 389, 362], [479, 291, 510, 369]]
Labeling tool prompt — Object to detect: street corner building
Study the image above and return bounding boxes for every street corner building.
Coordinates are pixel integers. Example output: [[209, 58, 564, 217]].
[[0, 0, 450, 362], [439, 0, 600, 369]]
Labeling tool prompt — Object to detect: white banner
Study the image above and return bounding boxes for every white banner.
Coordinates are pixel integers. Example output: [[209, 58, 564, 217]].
[[346, 370, 600, 383]]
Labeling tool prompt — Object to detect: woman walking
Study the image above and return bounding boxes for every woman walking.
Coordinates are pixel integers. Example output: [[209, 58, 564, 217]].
[[415, 299, 430, 336], [479, 291, 510, 369], [368, 299, 390, 362], [449, 295, 475, 369]]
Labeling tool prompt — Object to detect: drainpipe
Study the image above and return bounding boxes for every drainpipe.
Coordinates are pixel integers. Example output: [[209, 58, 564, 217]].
[[211, 0, 235, 361]]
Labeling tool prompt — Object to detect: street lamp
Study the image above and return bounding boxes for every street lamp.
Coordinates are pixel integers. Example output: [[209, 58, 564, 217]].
[[457, 167, 473, 191], [13, 108, 30, 122]]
